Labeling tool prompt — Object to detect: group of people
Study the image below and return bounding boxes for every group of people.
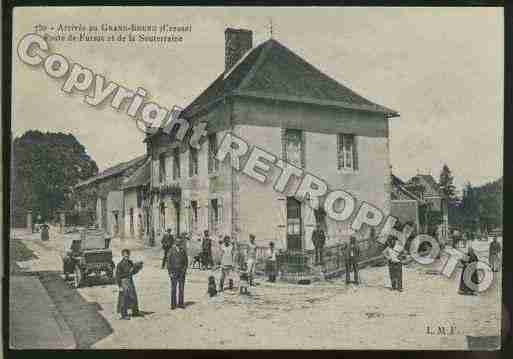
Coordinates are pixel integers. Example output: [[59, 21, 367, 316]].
[[114, 224, 502, 319]]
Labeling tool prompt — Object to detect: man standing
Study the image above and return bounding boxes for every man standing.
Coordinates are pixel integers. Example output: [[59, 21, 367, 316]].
[[167, 237, 188, 309], [161, 228, 174, 269], [247, 234, 257, 286], [202, 230, 213, 269], [489, 236, 502, 272], [345, 236, 360, 285], [219, 236, 234, 292], [312, 224, 326, 264]]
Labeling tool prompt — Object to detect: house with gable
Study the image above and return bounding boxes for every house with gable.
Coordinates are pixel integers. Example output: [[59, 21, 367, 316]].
[[74, 154, 147, 237], [146, 28, 399, 250]]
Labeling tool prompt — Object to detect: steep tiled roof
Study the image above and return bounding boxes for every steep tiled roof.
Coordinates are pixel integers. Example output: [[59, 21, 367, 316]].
[[181, 38, 399, 119], [121, 158, 150, 190], [75, 155, 147, 189], [391, 174, 421, 201]]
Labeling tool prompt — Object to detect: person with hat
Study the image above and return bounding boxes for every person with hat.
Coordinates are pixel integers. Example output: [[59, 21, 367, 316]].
[[247, 234, 257, 286], [161, 228, 174, 269], [345, 236, 360, 285], [167, 236, 188, 309], [219, 235, 235, 292], [266, 241, 278, 283], [202, 230, 213, 269], [458, 245, 479, 295], [489, 236, 502, 272], [116, 249, 143, 319]]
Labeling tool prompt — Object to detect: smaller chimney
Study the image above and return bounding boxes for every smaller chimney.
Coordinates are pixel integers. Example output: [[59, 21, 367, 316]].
[[225, 28, 253, 73]]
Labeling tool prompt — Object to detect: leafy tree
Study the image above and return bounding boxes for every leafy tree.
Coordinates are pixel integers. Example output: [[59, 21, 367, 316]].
[[12, 130, 98, 222]]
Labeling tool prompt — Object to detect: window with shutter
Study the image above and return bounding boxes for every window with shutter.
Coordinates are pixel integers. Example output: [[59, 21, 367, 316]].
[[173, 148, 180, 179], [208, 133, 219, 174], [337, 134, 358, 171], [283, 129, 304, 168], [189, 147, 199, 177], [159, 153, 166, 183]]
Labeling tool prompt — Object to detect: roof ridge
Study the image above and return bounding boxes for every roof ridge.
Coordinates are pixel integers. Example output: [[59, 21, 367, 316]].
[[234, 39, 274, 93]]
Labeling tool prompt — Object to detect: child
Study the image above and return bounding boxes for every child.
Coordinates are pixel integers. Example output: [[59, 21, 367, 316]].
[[239, 262, 250, 295], [207, 275, 218, 297]]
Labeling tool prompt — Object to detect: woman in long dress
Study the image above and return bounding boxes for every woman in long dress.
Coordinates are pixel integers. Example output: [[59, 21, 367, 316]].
[[116, 249, 143, 319]]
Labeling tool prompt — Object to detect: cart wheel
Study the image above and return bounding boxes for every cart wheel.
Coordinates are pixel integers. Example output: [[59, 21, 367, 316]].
[[74, 265, 84, 288]]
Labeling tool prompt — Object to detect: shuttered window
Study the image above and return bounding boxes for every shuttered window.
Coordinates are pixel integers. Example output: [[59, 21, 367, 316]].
[[208, 133, 219, 174], [173, 148, 180, 179], [189, 147, 199, 177], [337, 134, 358, 171], [159, 153, 166, 183], [283, 129, 304, 168]]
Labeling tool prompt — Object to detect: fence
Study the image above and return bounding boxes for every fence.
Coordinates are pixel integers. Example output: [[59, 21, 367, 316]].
[[252, 238, 386, 282]]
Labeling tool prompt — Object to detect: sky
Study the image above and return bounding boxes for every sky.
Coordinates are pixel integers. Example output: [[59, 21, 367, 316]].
[[13, 7, 503, 190]]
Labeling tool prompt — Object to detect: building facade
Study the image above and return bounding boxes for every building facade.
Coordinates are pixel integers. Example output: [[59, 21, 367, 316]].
[[146, 28, 399, 250]]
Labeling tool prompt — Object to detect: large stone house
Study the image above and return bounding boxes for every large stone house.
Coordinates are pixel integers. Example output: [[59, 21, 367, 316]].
[[146, 28, 399, 250]]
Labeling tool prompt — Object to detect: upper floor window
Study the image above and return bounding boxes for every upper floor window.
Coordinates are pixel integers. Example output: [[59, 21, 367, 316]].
[[189, 147, 199, 177], [208, 133, 219, 174], [337, 134, 358, 171], [159, 153, 166, 183], [283, 129, 304, 168], [172, 148, 181, 180]]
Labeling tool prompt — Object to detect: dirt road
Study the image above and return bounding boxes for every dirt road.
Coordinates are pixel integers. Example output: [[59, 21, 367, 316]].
[[10, 227, 502, 349]]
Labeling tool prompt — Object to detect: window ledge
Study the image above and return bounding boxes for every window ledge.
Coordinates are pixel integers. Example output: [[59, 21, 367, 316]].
[[337, 169, 359, 175]]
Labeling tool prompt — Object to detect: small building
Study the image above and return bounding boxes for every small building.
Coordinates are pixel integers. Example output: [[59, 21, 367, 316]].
[[74, 155, 147, 237], [405, 173, 448, 237], [390, 174, 422, 232], [120, 158, 151, 241], [146, 28, 399, 249]]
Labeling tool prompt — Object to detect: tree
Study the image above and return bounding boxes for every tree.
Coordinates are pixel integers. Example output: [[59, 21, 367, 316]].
[[439, 164, 456, 200], [12, 130, 98, 222]]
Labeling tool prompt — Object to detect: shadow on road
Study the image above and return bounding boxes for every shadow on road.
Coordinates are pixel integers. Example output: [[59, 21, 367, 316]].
[[36, 270, 114, 349]]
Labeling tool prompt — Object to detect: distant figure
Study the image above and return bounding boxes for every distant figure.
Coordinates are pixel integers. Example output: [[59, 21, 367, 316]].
[[489, 236, 502, 272], [312, 224, 326, 264], [104, 233, 112, 249], [207, 275, 217, 297], [167, 237, 188, 309], [458, 246, 479, 295], [266, 241, 278, 283], [219, 236, 235, 292], [247, 234, 257, 286], [161, 228, 174, 269], [202, 230, 213, 269], [116, 249, 143, 319], [345, 236, 360, 285], [239, 262, 250, 295], [40, 223, 50, 241]]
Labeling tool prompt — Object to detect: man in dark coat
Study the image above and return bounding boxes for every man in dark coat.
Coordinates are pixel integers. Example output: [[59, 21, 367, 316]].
[[116, 249, 143, 319], [489, 236, 502, 272], [161, 228, 174, 269], [167, 237, 188, 309], [458, 246, 479, 295], [345, 236, 360, 285], [202, 230, 213, 269], [312, 224, 326, 264]]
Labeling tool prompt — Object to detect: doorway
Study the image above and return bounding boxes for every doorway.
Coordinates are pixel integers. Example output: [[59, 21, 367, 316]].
[[174, 201, 181, 236], [287, 197, 302, 250]]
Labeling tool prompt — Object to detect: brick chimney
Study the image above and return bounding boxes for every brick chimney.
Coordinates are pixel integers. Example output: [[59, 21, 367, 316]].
[[225, 28, 253, 73]]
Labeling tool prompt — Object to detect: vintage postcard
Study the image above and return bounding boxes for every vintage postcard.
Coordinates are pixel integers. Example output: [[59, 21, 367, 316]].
[[8, 6, 503, 350]]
